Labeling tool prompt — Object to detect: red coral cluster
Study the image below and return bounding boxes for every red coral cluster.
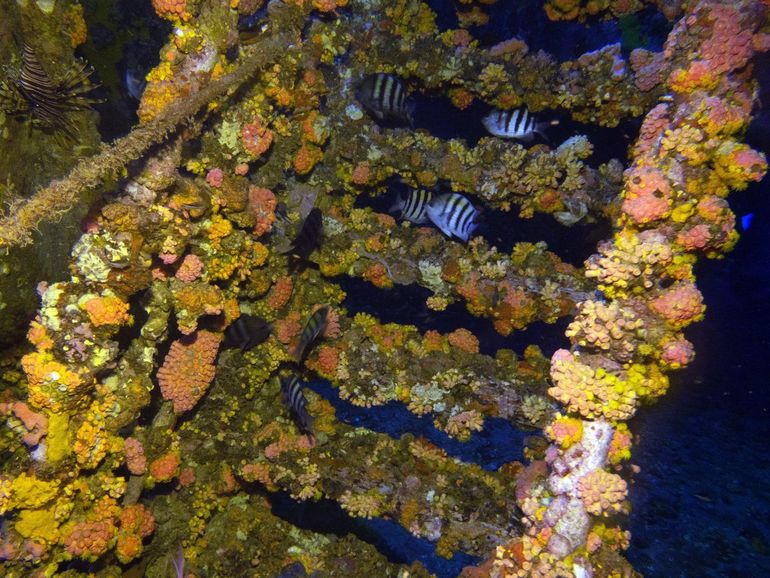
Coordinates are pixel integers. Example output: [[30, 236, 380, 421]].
[[315, 345, 339, 377], [660, 338, 695, 368], [699, 4, 755, 75], [577, 470, 628, 516], [124, 437, 147, 475], [116, 504, 155, 564], [0, 401, 47, 446], [156, 330, 222, 413], [152, 0, 190, 21], [63, 520, 114, 560], [649, 282, 705, 329], [149, 450, 181, 482], [206, 168, 224, 188], [267, 276, 294, 310], [629, 48, 666, 92], [241, 117, 274, 158], [175, 254, 204, 282], [320, 305, 341, 338], [351, 163, 371, 185], [275, 313, 302, 344], [621, 165, 672, 225], [248, 186, 277, 237], [447, 328, 480, 354]]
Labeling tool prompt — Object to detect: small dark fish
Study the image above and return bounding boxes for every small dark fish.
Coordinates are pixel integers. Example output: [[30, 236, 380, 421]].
[[356, 73, 413, 125], [273, 560, 322, 578], [482, 106, 558, 141], [223, 315, 272, 351], [237, 5, 270, 45], [426, 193, 479, 242], [292, 306, 328, 362], [390, 188, 433, 224], [286, 208, 323, 272], [275, 202, 290, 222], [280, 375, 314, 436], [124, 66, 146, 101]]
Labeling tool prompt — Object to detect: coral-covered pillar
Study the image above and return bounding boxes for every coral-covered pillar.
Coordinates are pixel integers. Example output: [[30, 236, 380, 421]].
[[488, 1, 769, 575]]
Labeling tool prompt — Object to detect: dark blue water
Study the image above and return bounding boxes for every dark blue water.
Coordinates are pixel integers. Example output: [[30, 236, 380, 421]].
[[626, 168, 770, 577]]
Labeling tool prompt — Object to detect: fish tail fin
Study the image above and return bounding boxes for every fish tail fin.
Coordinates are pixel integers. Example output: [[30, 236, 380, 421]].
[[288, 253, 318, 274], [298, 409, 315, 436], [388, 192, 404, 215], [290, 342, 303, 363], [287, 252, 302, 273], [535, 123, 553, 144], [406, 98, 416, 128]]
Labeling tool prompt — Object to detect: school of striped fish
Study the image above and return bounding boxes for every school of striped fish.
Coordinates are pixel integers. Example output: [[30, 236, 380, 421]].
[[218, 73, 564, 438], [355, 72, 564, 242]]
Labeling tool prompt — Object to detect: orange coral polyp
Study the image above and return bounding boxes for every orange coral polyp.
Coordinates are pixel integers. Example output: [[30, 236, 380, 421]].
[[248, 187, 278, 237], [577, 470, 628, 516], [621, 166, 673, 224], [156, 330, 222, 413], [63, 519, 116, 561], [315, 345, 339, 377], [649, 282, 705, 329], [22, 352, 91, 412], [447, 328, 480, 354], [241, 117, 274, 158], [149, 451, 181, 482], [152, 0, 191, 21], [82, 295, 132, 327]]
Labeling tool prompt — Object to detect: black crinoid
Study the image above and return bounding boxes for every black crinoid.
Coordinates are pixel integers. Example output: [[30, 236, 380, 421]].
[[0, 43, 101, 140]]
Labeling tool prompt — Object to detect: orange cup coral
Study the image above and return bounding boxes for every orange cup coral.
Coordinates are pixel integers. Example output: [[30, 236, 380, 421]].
[[156, 330, 222, 413]]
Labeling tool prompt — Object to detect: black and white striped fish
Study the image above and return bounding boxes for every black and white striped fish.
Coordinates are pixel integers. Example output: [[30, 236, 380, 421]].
[[223, 315, 272, 351], [356, 73, 414, 125], [482, 107, 558, 141], [426, 193, 479, 242], [280, 375, 314, 436], [285, 208, 323, 272], [389, 189, 433, 224], [291, 306, 329, 362]]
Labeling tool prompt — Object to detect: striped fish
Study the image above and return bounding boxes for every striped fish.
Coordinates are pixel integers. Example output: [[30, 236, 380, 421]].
[[356, 73, 413, 125], [286, 208, 323, 272], [389, 189, 433, 224], [280, 375, 314, 436], [482, 107, 558, 141], [0, 44, 100, 140], [223, 315, 272, 351], [291, 306, 329, 362], [426, 193, 479, 242]]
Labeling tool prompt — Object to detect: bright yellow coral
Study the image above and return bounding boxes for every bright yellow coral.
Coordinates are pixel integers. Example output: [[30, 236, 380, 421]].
[[22, 351, 93, 413]]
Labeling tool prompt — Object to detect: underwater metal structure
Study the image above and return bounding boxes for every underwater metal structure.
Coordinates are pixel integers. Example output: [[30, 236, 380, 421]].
[[0, 0, 767, 576]]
